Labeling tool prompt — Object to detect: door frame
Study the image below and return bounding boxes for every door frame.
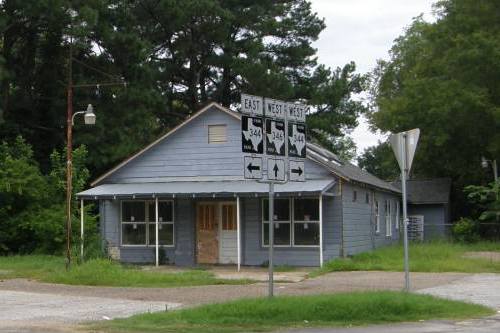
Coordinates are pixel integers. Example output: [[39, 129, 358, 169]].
[[195, 200, 237, 265], [218, 201, 238, 264]]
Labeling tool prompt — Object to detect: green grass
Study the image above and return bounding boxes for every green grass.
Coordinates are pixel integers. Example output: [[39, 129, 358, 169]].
[[94, 291, 494, 333], [311, 241, 500, 277], [0, 255, 252, 287]]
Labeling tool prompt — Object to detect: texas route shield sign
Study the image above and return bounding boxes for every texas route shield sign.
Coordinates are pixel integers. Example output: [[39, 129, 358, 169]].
[[241, 115, 264, 154], [288, 122, 306, 158]]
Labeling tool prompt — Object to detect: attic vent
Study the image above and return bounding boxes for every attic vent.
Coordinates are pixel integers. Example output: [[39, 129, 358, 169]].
[[208, 124, 227, 143]]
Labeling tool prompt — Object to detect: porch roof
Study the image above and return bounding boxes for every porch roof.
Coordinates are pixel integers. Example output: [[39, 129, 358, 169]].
[[76, 179, 336, 199]]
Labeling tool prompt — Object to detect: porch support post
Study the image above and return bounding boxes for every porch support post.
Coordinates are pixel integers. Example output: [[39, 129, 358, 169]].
[[155, 196, 159, 267], [319, 194, 324, 267], [80, 199, 84, 262], [237, 196, 241, 272]]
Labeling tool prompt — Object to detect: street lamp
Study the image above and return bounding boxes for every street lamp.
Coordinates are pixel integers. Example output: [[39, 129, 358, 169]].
[[66, 103, 96, 270], [481, 157, 498, 183], [72, 104, 96, 125]]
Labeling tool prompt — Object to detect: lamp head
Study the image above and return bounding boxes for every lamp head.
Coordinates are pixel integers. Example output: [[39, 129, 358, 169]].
[[481, 156, 489, 169], [84, 104, 96, 125]]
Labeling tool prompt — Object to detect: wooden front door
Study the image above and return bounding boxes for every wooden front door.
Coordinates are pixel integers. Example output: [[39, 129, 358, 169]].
[[196, 203, 219, 264]]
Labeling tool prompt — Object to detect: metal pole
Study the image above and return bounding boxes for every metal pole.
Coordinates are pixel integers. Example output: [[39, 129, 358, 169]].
[[493, 160, 498, 183], [401, 133, 410, 292], [80, 199, 84, 261], [319, 194, 323, 267], [66, 38, 73, 270], [237, 196, 241, 272], [268, 181, 274, 297], [155, 196, 159, 267]]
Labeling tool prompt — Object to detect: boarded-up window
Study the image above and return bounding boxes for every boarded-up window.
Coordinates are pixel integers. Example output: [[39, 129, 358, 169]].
[[222, 204, 237, 230], [208, 124, 227, 143], [198, 205, 216, 230]]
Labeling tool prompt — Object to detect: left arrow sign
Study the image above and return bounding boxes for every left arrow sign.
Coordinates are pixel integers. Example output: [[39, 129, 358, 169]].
[[244, 156, 263, 180]]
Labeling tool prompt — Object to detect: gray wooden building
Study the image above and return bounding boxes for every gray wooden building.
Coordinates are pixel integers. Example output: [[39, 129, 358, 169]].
[[77, 103, 402, 267], [393, 178, 451, 241]]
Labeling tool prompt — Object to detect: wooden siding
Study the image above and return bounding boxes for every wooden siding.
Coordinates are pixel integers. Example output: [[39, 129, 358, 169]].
[[103, 106, 332, 183], [322, 190, 342, 261], [341, 183, 400, 256], [408, 204, 448, 240]]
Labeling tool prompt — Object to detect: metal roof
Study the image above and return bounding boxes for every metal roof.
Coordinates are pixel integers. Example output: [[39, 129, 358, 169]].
[[77, 179, 335, 199], [307, 143, 401, 194]]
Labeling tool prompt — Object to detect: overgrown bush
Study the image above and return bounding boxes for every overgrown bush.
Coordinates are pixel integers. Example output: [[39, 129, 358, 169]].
[[452, 218, 480, 243], [0, 136, 99, 255]]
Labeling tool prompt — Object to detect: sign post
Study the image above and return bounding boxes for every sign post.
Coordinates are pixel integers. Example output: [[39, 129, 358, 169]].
[[241, 94, 307, 297], [268, 181, 274, 297], [390, 128, 420, 292]]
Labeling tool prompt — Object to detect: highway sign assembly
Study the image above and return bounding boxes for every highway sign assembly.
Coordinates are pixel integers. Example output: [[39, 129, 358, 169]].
[[240, 93, 308, 298]]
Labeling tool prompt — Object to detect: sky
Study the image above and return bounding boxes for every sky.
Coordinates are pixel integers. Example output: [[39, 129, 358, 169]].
[[309, 0, 436, 156]]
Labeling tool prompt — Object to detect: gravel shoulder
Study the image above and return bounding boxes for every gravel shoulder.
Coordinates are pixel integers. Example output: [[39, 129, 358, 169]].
[[0, 271, 467, 306], [0, 271, 476, 333]]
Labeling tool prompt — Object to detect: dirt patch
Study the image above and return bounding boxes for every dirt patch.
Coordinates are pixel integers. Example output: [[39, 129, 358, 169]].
[[463, 252, 500, 262]]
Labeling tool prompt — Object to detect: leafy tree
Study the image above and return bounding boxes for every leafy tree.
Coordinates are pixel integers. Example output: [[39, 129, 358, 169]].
[[307, 62, 369, 159], [0, 136, 94, 254], [368, 0, 500, 216], [357, 141, 400, 181], [465, 182, 499, 222]]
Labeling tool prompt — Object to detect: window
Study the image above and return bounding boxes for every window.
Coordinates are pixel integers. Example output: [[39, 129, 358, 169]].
[[365, 193, 370, 204], [353, 191, 357, 202], [262, 198, 320, 247], [375, 200, 380, 233], [208, 124, 227, 143], [121, 200, 174, 246], [396, 201, 400, 230], [262, 198, 291, 246], [293, 198, 320, 246], [385, 200, 392, 237], [222, 204, 237, 230]]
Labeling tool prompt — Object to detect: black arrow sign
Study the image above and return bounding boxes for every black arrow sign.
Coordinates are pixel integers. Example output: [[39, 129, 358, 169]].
[[291, 166, 303, 176], [273, 163, 279, 177], [247, 162, 260, 173]]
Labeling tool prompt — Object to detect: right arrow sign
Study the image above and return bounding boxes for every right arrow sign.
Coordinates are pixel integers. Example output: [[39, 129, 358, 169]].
[[289, 160, 305, 182]]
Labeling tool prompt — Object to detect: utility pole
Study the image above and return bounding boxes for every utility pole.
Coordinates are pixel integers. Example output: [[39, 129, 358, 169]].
[[66, 39, 73, 270], [65, 31, 125, 270]]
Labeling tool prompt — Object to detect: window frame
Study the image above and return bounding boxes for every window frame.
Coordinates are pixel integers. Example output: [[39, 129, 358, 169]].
[[121, 200, 175, 247], [375, 200, 380, 234], [385, 199, 392, 237], [261, 197, 320, 248], [262, 198, 292, 247], [396, 201, 400, 230], [292, 198, 320, 247], [208, 124, 227, 144]]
